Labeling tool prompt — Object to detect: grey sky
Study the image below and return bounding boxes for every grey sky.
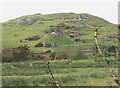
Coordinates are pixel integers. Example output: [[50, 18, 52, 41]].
[[0, 0, 118, 24]]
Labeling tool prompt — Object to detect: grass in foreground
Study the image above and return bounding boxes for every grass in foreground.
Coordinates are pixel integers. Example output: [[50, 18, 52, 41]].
[[2, 58, 119, 86]]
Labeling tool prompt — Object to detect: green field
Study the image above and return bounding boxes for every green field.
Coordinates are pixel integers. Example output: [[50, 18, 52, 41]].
[[40, 36, 75, 45], [2, 57, 119, 86]]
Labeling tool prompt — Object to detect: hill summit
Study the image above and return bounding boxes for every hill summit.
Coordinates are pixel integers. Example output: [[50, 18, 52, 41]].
[[2, 13, 118, 53]]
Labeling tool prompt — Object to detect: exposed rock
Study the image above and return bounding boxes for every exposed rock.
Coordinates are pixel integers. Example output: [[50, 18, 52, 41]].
[[66, 20, 81, 23], [55, 13, 74, 19], [35, 43, 52, 48], [18, 40, 26, 43], [44, 30, 49, 33], [103, 35, 118, 39], [34, 54, 45, 60], [59, 17, 69, 19], [63, 31, 82, 38], [75, 14, 93, 19], [50, 32, 58, 36], [69, 34, 74, 38], [15, 16, 38, 25], [80, 14, 90, 19], [45, 43, 52, 47], [18, 40, 23, 43], [34, 21, 43, 26], [56, 15, 69, 19], [75, 38, 81, 42], [49, 23, 81, 32], [43, 50, 52, 54], [44, 19, 53, 21], [25, 35, 41, 41], [34, 13, 42, 15], [74, 27, 81, 30], [35, 42, 43, 47]]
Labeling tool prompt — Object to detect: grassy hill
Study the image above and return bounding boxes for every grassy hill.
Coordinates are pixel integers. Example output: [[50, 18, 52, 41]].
[[1, 13, 119, 86], [39, 36, 75, 45], [1, 13, 118, 53]]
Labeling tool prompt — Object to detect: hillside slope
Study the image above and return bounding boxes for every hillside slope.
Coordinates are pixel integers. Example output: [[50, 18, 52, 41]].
[[1, 13, 118, 53]]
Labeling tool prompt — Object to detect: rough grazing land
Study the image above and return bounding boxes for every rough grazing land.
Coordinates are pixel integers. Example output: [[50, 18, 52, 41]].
[[2, 58, 119, 86], [1, 13, 118, 86]]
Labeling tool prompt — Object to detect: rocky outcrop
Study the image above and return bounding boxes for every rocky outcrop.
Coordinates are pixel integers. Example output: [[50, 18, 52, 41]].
[[34, 21, 43, 26], [35, 42, 43, 47], [49, 23, 81, 31], [34, 13, 42, 15], [15, 16, 39, 25], [74, 13, 94, 19], [35, 43, 52, 48], [25, 35, 41, 41], [66, 20, 81, 23]]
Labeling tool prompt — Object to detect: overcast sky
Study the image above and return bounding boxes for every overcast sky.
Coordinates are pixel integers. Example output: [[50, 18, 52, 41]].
[[0, 0, 119, 24]]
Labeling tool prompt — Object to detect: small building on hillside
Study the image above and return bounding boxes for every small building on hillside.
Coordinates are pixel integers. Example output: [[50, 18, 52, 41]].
[[50, 32, 58, 36]]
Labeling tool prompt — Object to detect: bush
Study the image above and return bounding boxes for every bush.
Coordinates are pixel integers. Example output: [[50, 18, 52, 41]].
[[2, 48, 13, 62], [2, 44, 33, 62], [92, 44, 118, 57], [71, 49, 88, 60], [45, 43, 52, 47], [56, 51, 69, 59], [55, 47, 87, 60], [49, 53, 56, 58]]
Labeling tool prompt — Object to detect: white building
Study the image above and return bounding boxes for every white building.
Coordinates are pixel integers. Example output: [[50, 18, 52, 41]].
[[50, 32, 58, 36]]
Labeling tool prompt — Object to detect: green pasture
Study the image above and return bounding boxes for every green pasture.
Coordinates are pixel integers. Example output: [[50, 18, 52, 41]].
[[2, 57, 119, 86]]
